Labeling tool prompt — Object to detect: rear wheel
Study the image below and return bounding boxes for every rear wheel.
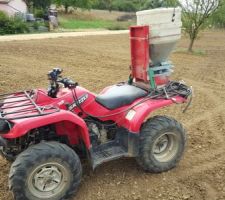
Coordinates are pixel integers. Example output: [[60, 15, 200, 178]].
[[137, 116, 186, 173], [9, 142, 82, 200]]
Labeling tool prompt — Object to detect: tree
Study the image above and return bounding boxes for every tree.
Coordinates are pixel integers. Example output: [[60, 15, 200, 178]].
[[24, 0, 52, 12], [33, 0, 52, 11], [112, 0, 138, 12], [94, 0, 113, 12], [210, 0, 225, 28], [142, 0, 179, 9], [104, 0, 113, 12], [24, 0, 33, 12], [54, 0, 94, 13], [180, 0, 222, 52], [92, 0, 148, 12]]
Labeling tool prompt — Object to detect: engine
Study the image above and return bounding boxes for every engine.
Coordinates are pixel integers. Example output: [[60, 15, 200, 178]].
[[87, 121, 116, 147]]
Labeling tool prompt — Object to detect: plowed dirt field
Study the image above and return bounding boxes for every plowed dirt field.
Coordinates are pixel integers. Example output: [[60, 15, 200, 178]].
[[0, 30, 225, 200]]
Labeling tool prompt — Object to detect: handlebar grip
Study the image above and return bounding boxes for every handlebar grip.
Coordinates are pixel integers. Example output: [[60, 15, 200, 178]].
[[59, 78, 77, 88]]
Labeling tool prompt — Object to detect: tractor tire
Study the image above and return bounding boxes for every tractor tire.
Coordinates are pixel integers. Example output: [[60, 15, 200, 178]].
[[9, 142, 82, 200], [137, 116, 186, 173]]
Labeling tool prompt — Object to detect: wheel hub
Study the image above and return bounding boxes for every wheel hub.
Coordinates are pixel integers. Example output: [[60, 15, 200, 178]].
[[28, 162, 70, 199], [152, 132, 179, 163], [34, 166, 62, 192], [153, 135, 169, 154]]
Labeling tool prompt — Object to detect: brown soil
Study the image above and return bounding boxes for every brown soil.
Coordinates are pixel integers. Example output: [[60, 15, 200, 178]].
[[0, 30, 225, 200]]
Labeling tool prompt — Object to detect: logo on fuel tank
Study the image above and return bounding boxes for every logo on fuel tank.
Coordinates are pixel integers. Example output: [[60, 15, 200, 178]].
[[69, 94, 88, 110]]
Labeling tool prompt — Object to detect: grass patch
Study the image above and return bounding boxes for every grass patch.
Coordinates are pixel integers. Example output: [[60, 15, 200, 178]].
[[108, 22, 131, 30], [59, 18, 113, 29], [58, 13, 134, 30], [192, 49, 206, 56], [174, 48, 206, 56]]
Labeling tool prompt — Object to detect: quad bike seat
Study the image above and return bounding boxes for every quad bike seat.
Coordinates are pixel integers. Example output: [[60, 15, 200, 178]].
[[96, 84, 148, 110]]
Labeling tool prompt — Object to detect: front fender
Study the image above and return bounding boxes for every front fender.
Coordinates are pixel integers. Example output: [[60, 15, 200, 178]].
[[123, 96, 186, 133], [2, 110, 91, 148]]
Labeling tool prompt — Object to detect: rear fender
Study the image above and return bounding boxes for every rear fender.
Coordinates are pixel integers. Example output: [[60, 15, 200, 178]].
[[124, 96, 186, 133], [3, 111, 91, 149]]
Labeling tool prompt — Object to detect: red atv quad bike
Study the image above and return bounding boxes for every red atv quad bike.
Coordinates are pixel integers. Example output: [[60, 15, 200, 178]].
[[0, 27, 192, 200]]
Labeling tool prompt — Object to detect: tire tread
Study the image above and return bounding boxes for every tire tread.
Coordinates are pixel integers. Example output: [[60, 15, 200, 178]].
[[137, 115, 186, 173], [9, 142, 82, 200]]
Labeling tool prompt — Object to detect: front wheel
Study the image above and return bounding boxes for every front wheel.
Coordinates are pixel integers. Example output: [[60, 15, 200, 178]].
[[9, 142, 82, 200], [137, 116, 186, 173]]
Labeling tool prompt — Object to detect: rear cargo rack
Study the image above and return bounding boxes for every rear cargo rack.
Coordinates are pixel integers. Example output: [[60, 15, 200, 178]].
[[0, 91, 59, 120]]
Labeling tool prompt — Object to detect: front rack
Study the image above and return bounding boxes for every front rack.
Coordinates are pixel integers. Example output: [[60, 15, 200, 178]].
[[0, 90, 59, 120]]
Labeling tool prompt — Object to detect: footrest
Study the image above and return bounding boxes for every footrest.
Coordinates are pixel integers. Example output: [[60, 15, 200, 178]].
[[90, 142, 128, 169]]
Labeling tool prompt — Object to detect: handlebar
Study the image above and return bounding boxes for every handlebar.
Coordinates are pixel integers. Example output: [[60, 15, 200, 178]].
[[57, 78, 77, 89], [47, 68, 78, 98]]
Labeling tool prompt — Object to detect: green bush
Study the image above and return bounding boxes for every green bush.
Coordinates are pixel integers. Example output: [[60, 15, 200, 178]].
[[112, 0, 137, 12], [34, 9, 45, 18], [0, 11, 29, 35], [32, 21, 40, 30], [209, 2, 225, 28], [92, 0, 140, 12], [0, 11, 9, 29]]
